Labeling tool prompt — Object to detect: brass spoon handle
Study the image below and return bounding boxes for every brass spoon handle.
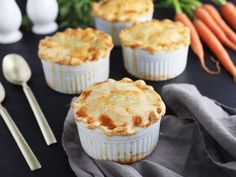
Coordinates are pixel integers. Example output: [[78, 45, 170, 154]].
[[0, 104, 41, 171], [22, 83, 57, 146]]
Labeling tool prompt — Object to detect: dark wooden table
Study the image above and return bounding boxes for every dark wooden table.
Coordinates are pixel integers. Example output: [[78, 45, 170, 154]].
[[0, 1, 236, 177]]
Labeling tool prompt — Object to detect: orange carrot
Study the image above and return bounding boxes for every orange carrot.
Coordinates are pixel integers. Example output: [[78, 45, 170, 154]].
[[220, 2, 236, 31], [194, 7, 236, 52], [175, 12, 219, 74], [203, 4, 236, 45], [175, 13, 203, 62], [194, 19, 236, 81]]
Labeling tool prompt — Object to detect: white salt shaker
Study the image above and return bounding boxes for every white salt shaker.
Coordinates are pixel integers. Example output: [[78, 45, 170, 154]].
[[0, 0, 22, 44], [26, 0, 59, 35]]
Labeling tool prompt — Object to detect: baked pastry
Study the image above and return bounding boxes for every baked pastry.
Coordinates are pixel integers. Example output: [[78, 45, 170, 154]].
[[38, 28, 114, 94], [92, 0, 153, 45], [38, 28, 113, 65], [119, 19, 190, 81], [72, 78, 165, 163], [92, 0, 153, 22]]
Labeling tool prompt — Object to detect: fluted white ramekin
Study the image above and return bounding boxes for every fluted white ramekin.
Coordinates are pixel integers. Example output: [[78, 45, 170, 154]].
[[122, 46, 189, 81], [41, 56, 109, 94], [76, 119, 161, 163], [94, 14, 153, 45]]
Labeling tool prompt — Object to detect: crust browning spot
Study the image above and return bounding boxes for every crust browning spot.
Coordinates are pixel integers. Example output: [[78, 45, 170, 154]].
[[149, 111, 158, 123], [81, 90, 92, 100], [99, 114, 116, 130], [87, 117, 95, 124], [132, 116, 142, 126], [157, 107, 162, 114], [76, 106, 87, 118]]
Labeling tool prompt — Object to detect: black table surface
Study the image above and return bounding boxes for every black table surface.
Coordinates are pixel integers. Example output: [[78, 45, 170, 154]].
[[0, 2, 236, 177]]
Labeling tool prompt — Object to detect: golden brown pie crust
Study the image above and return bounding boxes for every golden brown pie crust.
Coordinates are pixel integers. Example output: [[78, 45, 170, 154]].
[[38, 28, 114, 65], [72, 78, 166, 136], [119, 19, 190, 52], [92, 0, 153, 22]]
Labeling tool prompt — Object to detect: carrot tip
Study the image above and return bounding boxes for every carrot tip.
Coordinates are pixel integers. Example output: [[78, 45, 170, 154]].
[[210, 56, 221, 73], [200, 57, 221, 75]]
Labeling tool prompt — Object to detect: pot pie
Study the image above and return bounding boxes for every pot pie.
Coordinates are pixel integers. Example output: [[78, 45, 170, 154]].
[[119, 19, 190, 81], [72, 78, 166, 163], [38, 28, 114, 94], [92, 0, 153, 45]]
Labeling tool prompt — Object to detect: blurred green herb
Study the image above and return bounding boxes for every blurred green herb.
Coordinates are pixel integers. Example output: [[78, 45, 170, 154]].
[[22, 15, 32, 31], [154, 0, 201, 19], [22, 0, 99, 30], [57, 0, 99, 28]]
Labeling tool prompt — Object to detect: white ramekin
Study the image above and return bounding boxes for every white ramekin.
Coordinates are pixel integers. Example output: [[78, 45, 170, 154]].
[[76, 119, 161, 163], [94, 14, 153, 45], [122, 46, 189, 81], [41, 56, 109, 94]]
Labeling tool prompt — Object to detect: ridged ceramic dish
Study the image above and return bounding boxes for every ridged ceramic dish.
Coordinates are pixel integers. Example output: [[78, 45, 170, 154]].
[[41, 56, 109, 94], [76, 119, 160, 163], [122, 46, 189, 81]]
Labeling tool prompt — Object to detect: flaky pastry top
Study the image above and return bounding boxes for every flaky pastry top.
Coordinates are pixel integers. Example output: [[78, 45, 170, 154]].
[[72, 78, 166, 136], [38, 28, 113, 65], [92, 0, 153, 22], [119, 19, 190, 52]]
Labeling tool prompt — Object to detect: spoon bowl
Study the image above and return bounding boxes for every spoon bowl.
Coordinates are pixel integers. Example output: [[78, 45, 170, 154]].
[[0, 82, 5, 102], [2, 54, 31, 85]]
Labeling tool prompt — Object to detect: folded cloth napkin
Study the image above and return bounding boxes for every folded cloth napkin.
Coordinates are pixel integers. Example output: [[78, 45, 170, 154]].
[[62, 83, 236, 177]]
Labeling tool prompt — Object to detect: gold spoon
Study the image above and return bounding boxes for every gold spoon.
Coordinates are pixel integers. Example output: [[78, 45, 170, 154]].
[[2, 54, 57, 146], [0, 82, 41, 170]]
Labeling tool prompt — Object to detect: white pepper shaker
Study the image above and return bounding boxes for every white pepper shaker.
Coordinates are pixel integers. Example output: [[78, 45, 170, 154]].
[[26, 0, 59, 35], [0, 0, 23, 44]]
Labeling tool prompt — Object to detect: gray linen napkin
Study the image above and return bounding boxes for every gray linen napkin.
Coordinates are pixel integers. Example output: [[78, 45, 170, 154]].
[[62, 83, 236, 177]]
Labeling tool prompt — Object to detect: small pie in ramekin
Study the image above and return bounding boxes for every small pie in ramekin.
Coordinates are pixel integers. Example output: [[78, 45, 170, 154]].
[[72, 77, 166, 163], [38, 28, 114, 94], [120, 19, 190, 81]]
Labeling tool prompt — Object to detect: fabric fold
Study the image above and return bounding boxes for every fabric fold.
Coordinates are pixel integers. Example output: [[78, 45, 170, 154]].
[[161, 84, 236, 159], [62, 84, 236, 177]]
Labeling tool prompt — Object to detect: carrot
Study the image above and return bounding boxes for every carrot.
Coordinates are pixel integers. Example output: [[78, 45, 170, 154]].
[[194, 19, 236, 81], [173, 0, 219, 74], [175, 13, 203, 64], [194, 7, 236, 52], [202, 4, 236, 45], [220, 2, 236, 31]]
